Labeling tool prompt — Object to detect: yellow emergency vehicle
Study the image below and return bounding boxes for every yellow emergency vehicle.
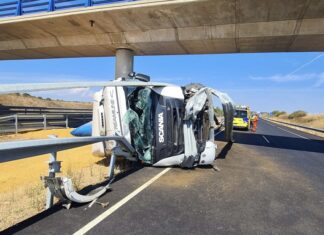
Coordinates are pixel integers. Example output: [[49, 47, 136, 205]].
[[233, 105, 251, 130]]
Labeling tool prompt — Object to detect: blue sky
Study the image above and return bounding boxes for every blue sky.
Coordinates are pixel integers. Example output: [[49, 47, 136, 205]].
[[0, 52, 323, 113]]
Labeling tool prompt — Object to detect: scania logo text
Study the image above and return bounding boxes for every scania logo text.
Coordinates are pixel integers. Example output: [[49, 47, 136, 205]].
[[158, 112, 164, 143]]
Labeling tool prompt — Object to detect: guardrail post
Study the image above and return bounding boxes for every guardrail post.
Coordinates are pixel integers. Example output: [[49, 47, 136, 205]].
[[48, 0, 55, 12], [14, 114, 18, 134], [43, 114, 47, 130], [86, 0, 93, 7], [16, 0, 22, 16], [65, 115, 69, 128], [45, 135, 61, 209], [108, 148, 117, 180]]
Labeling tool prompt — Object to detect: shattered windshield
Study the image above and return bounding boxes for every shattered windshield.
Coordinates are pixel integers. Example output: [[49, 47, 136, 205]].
[[123, 87, 153, 163]]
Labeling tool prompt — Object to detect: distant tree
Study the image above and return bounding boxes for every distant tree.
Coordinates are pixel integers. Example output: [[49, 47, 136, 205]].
[[22, 93, 31, 97], [272, 110, 286, 117], [45, 98, 52, 101], [271, 110, 280, 116], [288, 110, 307, 119]]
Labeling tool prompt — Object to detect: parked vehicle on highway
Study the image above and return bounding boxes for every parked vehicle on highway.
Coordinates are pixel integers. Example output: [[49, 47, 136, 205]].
[[233, 105, 251, 130]]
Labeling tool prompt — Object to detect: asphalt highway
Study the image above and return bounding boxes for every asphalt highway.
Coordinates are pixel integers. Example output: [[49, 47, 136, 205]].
[[3, 119, 324, 235]]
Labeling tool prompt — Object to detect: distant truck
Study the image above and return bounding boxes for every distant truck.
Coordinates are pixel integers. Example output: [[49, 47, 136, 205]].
[[233, 105, 251, 130]]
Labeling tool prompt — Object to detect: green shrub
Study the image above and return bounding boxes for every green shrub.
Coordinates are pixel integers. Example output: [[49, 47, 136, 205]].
[[272, 110, 286, 117], [272, 110, 280, 116], [22, 93, 31, 97], [288, 110, 307, 119]]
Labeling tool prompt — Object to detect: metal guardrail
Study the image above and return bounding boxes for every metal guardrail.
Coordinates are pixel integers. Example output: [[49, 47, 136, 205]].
[[266, 118, 324, 134], [0, 0, 136, 18], [0, 134, 134, 209], [0, 113, 92, 134], [0, 105, 92, 115], [0, 105, 92, 133]]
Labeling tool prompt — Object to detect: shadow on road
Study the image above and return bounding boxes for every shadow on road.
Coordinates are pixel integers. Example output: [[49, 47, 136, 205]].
[[2, 205, 62, 235], [216, 142, 233, 159], [216, 130, 324, 154]]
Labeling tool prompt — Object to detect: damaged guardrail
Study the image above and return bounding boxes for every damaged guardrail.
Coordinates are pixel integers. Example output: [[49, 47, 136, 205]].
[[0, 135, 135, 209]]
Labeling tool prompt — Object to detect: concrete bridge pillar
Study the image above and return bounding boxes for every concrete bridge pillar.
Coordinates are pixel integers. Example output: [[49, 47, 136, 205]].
[[115, 48, 134, 80]]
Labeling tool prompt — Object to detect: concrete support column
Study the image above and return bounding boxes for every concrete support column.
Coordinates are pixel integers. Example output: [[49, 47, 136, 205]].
[[115, 48, 134, 80]]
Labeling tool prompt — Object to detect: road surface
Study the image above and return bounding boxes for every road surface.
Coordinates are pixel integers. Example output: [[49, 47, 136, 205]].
[[3, 119, 324, 234]]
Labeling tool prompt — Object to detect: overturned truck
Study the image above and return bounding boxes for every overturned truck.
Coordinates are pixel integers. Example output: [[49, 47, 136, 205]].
[[0, 74, 234, 207], [92, 73, 234, 168], [49, 75, 235, 206]]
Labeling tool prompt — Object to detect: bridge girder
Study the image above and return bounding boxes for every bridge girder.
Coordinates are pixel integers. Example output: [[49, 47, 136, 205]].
[[0, 0, 323, 60]]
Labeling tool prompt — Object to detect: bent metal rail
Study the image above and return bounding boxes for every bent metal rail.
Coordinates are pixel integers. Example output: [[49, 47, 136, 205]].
[[0, 0, 136, 18]]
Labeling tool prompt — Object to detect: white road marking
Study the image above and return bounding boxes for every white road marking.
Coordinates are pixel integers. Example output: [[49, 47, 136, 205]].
[[73, 168, 171, 235], [264, 119, 310, 140], [215, 129, 224, 137], [276, 126, 309, 140], [262, 135, 270, 144]]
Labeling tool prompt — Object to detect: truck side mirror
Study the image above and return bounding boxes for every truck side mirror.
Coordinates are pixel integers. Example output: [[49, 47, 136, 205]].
[[135, 73, 150, 82]]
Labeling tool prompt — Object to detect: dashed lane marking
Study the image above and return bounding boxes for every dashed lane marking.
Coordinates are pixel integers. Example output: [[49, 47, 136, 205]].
[[262, 135, 270, 144], [73, 168, 171, 235]]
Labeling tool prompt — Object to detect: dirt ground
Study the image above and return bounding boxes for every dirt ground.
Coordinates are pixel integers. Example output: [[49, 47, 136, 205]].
[[0, 93, 92, 109], [0, 128, 111, 230]]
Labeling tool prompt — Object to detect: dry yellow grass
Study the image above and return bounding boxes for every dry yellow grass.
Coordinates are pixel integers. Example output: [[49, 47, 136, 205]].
[[273, 114, 324, 129], [0, 128, 104, 193], [0, 128, 112, 231], [0, 164, 108, 230], [270, 114, 324, 138]]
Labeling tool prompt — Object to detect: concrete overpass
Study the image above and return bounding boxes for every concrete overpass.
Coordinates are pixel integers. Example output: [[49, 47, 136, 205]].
[[0, 0, 323, 60]]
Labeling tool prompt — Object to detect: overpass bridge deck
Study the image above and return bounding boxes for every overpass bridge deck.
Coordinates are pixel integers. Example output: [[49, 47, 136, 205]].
[[0, 0, 323, 60]]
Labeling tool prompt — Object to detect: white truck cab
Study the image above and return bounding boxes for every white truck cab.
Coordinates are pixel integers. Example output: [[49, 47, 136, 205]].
[[92, 74, 234, 168]]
